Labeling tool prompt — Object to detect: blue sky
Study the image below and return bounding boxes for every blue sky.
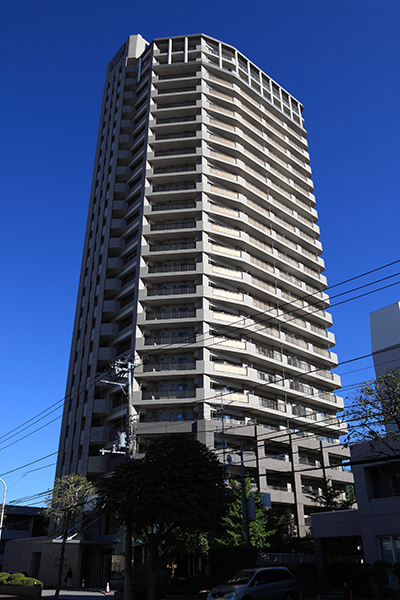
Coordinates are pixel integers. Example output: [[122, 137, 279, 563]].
[[1, 0, 399, 505]]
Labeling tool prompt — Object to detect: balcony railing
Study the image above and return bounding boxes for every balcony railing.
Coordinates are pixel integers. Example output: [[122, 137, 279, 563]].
[[151, 200, 196, 211], [157, 86, 197, 94], [155, 101, 197, 109], [149, 241, 196, 252], [143, 361, 196, 372], [147, 285, 196, 296], [153, 164, 197, 174], [141, 389, 196, 399], [155, 132, 197, 141], [144, 334, 195, 346], [146, 309, 196, 320], [148, 264, 196, 273], [156, 116, 197, 126], [158, 72, 199, 80], [150, 221, 196, 231], [154, 147, 197, 157], [152, 183, 196, 192]]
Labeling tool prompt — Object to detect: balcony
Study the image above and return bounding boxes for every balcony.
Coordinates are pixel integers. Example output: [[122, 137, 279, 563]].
[[87, 456, 108, 474], [213, 363, 247, 376], [102, 300, 120, 315], [144, 333, 196, 346], [100, 323, 119, 338], [90, 427, 109, 444], [108, 238, 126, 254], [151, 200, 197, 211], [141, 389, 196, 400], [153, 164, 197, 175], [147, 285, 196, 297], [143, 361, 196, 372], [104, 278, 122, 294], [212, 288, 243, 301], [110, 219, 127, 234], [152, 182, 197, 193], [98, 347, 117, 361], [148, 264, 196, 274], [145, 309, 196, 321], [107, 257, 124, 272], [150, 221, 196, 231], [92, 398, 112, 415], [149, 241, 196, 252], [154, 131, 197, 141]]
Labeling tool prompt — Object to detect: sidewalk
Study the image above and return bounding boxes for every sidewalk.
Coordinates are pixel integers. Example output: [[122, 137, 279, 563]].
[[0, 591, 115, 600]]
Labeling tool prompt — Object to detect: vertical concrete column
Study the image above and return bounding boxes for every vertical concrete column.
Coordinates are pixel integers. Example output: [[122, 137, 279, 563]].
[[168, 38, 172, 64], [184, 37, 188, 63]]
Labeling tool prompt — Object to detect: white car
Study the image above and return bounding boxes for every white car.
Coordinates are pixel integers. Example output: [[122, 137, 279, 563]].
[[207, 567, 299, 600]]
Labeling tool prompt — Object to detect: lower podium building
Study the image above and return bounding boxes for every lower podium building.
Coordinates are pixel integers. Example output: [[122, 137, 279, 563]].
[[53, 33, 352, 583]]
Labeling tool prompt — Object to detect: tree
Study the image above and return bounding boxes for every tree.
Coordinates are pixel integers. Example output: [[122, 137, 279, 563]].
[[97, 435, 228, 600], [344, 366, 400, 455], [216, 479, 276, 549], [44, 474, 96, 600]]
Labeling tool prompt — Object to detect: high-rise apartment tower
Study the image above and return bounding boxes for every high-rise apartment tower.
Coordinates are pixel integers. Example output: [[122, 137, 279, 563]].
[[56, 34, 352, 536]]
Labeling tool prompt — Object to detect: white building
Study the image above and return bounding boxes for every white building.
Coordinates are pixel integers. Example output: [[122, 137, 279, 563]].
[[55, 33, 351, 545], [312, 302, 400, 583]]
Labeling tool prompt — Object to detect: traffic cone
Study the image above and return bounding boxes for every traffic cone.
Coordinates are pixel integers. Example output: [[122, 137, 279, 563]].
[[299, 589, 303, 600], [317, 595, 321, 600], [105, 582, 110, 595], [49, 580, 52, 588], [349, 591, 354, 600], [81, 580, 85, 588]]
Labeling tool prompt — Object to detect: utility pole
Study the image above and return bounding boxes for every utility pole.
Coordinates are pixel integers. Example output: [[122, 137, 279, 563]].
[[254, 422, 260, 492], [126, 360, 139, 459], [239, 446, 250, 546], [100, 358, 140, 459], [288, 432, 301, 537], [0, 478, 6, 544], [219, 391, 226, 464]]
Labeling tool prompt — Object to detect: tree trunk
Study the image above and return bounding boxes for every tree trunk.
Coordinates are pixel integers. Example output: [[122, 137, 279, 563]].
[[124, 523, 133, 600], [54, 514, 70, 600], [147, 543, 157, 600]]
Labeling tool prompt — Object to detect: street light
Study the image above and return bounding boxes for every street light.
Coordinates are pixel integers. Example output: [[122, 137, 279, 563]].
[[0, 478, 6, 544]]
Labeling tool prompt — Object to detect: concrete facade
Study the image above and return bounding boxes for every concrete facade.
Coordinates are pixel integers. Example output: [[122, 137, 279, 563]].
[[2, 537, 81, 587], [312, 301, 400, 574], [370, 301, 400, 378], [0, 506, 47, 573], [54, 32, 351, 554]]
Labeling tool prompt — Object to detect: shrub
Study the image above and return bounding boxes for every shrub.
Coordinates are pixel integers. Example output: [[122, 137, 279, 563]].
[[0, 573, 43, 587], [23, 577, 43, 587], [370, 560, 391, 598], [8, 574, 25, 586], [348, 564, 373, 598]]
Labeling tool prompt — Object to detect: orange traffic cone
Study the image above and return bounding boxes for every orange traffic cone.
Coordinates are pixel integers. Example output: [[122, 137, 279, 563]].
[[317, 595, 321, 600], [349, 591, 354, 600], [105, 582, 110, 595], [299, 589, 303, 600]]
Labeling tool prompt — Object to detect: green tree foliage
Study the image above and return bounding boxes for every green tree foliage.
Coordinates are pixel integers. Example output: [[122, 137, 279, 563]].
[[216, 479, 277, 549], [97, 435, 228, 600], [345, 366, 400, 454], [44, 474, 96, 600]]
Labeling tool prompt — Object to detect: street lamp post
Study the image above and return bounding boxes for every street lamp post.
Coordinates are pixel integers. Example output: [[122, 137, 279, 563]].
[[0, 478, 6, 544]]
